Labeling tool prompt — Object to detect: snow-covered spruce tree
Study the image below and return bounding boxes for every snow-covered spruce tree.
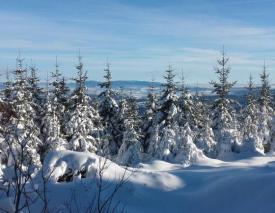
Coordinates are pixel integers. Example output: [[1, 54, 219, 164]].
[[114, 91, 142, 161], [151, 123, 177, 161], [143, 80, 158, 152], [50, 59, 70, 135], [193, 89, 206, 131], [117, 92, 142, 165], [4, 56, 42, 168], [2, 70, 13, 103], [194, 95, 217, 158], [98, 63, 120, 157], [174, 75, 209, 159], [176, 74, 196, 130], [116, 117, 142, 166], [157, 65, 178, 127], [195, 115, 217, 158], [258, 64, 273, 152], [40, 87, 67, 160], [51, 59, 70, 110], [116, 93, 128, 139], [241, 74, 264, 154], [28, 64, 44, 126], [149, 65, 178, 160], [0, 71, 12, 164], [147, 124, 160, 157], [174, 123, 205, 166], [126, 93, 141, 132], [65, 56, 101, 152], [0, 71, 14, 134], [0, 60, 43, 212], [210, 49, 239, 159]]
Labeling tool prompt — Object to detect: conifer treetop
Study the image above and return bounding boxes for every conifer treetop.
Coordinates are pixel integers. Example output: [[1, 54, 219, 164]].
[[259, 62, 272, 107], [210, 48, 236, 100], [162, 65, 176, 95], [72, 55, 89, 106], [100, 62, 112, 91], [246, 73, 255, 105]]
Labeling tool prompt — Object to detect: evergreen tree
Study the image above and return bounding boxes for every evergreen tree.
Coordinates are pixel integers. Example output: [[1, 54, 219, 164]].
[[177, 74, 196, 129], [150, 65, 179, 160], [0, 71, 12, 164], [259, 64, 272, 108], [242, 74, 264, 154], [28, 64, 43, 107], [195, 116, 217, 158], [65, 56, 101, 152], [117, 92, 128, 134], [192, 88, 205, 131], [258, 64, 273, 152], [51, 57, 62, 91], [152, 124, 177, 161], [147, 124, 160, 157], [50, 59, 70, 134], [59, 77, 70, 108], [41, 87, 67, 160], [116, 118, 142, 166], [194, 98, 217, 158], [143, 80, 158, 152], [175, 75, 207, 159], [1, 59, 43, 212], [126, 93, 141, 132], [0, 71, 15, 134], [28, 64, 44, 126], [98, 63, 120, 156], [2, 70, 13, 103], [156, 65, 178, 127], [101, 92, 126, 157], [210, 49, 239, 159], [4, 56, 42, 168], [70, 55, 89, 108], [145, 81, 158, 124], [174, 124, 205, 166], [115, 92, 141, 160]]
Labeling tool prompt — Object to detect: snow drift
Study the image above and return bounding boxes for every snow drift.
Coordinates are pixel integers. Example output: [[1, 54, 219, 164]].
[[24, 151, 275, 213]]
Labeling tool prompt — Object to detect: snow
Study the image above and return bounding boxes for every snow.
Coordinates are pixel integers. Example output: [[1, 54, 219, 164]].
[[28, 150, 275, 213], [44, 151, 99, 182], [0, 197, 15, 213]]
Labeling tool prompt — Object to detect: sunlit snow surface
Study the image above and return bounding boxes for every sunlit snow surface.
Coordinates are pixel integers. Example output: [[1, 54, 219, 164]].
[[6, 150, 275, 213]]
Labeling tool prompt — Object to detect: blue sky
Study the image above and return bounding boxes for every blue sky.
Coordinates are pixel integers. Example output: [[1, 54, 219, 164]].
[[0, 0, 275, 84]]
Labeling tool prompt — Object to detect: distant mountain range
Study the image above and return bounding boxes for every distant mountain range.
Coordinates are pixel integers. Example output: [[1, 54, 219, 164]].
[[0, 80, 273, 97], [67, 80, 162, 89]]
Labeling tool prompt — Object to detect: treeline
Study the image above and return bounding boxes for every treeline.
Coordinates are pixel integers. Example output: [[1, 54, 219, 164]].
[[0, 49, 274, 171]]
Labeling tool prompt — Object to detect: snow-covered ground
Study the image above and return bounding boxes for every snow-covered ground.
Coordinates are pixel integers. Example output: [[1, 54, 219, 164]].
[[25, 151, 275, 213]]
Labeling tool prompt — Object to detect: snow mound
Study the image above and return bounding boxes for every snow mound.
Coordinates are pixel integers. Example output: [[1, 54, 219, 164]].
[[43, 150, 131, 183], [0, 197, 15, 213], [130, 169, 184, 191], [139, 160, 183, 172], [43, 150, 99, 182], [43, 151, 183, 191]]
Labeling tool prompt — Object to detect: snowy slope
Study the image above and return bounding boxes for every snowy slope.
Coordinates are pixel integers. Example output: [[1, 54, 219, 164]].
[[32, 151, 275, 213]]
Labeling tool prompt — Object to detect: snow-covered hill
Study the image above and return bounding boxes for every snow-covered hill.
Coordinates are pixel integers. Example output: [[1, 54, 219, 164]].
[[14, 150, 275, 213]]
